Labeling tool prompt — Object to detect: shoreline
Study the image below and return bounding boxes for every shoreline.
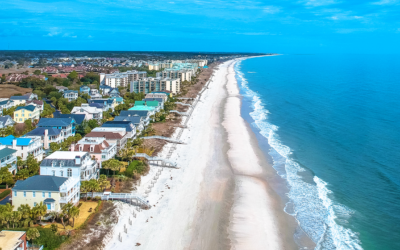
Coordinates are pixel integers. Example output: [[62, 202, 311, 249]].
[[104, 58, 297, 249]]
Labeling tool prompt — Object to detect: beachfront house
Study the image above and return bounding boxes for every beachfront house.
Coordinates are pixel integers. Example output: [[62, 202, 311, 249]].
[[13, 105, 41, 123], [37, 118, 76, 138], [145, 92, 169, 102], [120, 110, 151, 127], [101, 121, 136, 139], [70, 137, 117, 168], [0, 145, 18, 174], [134, 100, 161, 112], [71, 103, 103, 121], [86, 128, 127, 150], [0, 135, 44, 161], [40, 151, 99, 181], [11, 175, 80, 212], [143, 98, 165, 109], [63, 90, 79, 101], [114, 115, 145, 133]]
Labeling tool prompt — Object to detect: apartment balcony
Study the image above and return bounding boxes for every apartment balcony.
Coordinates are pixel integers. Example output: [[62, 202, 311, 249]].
[[1, 156, 17, 167]]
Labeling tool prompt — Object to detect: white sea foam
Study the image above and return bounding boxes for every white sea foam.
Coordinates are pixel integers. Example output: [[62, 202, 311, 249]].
[[234, 60, 363, 250]]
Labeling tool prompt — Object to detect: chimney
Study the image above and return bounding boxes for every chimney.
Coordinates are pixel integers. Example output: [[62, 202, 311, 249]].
[[75, 155, 81, 165], [43, 129, 49, 149], [12, 139, 17, 149], [70, 143, 75, 152]]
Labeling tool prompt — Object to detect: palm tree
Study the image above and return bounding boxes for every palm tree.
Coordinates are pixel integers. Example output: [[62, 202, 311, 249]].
[[18, 204, 34, 227], [16, 157, 25, 170], [60, 203, 74, 229], [88, 179, 100, 198], [26, 228, 40, 247], [109, 159, 122, 181], [4, 212, 12, 228], [11, 211, 22, 228], [32, 202, 47, 223], [48, 211, 59, 223], [80, 181, 90, 201], [69, 206, 80, 227], [98, 175, 109, 191]]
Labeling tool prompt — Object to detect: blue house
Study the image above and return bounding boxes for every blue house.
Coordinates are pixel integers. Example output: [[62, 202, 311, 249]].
[[37, 118, 76, 138], [52, 113, 86, 126], [102, 121, 136, 139], [119, 110, 151, 127], [88, 99, 114, 112], [99, 85, 112, 95], [114, 115, 144, 132], [80, 85, 91, 95]]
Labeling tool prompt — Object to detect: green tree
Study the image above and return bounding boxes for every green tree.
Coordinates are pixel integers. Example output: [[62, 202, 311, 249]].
[[0, 166, 14, 189], [70, 206, 80, 227], [67, 71, 78, 81], [31, 202, 47, 223], [33, 70, 41, 76], [26, 228, 40, 244], [51, 223, 58, 233]]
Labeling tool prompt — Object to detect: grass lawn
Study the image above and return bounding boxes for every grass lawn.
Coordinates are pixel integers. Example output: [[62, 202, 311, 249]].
[[44, 201, 99, 231]]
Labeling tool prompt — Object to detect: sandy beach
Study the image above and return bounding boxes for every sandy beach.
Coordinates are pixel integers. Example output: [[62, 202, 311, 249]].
[[105, 58, 297, 250]]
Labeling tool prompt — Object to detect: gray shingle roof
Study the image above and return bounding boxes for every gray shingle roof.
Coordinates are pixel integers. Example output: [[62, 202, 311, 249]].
[[12, 175, 68, 191], [37, 118, 75, 127], [0, 147, 17, 159], [24, 127, 62, 137]]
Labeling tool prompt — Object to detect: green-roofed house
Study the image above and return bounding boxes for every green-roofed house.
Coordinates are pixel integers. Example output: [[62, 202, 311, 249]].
[[133, 100, 161, 112], [13, 104, 40, 123], [0, 145, 17, 174]]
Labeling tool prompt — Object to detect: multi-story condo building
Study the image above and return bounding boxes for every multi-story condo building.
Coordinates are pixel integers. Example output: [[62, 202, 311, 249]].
[[40, 151, 99, 181], [13, 105, 41, 123], [0, 145, 17, 174], [0, 135, 44, 161], [100, 70, 147, 87], [159, 69, 192, 82], [130, 77, 181, 95], [12, 175, 80, 212], [70, 137, 117, 168]]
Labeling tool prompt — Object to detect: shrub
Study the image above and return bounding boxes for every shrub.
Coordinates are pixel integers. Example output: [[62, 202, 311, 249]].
[[0, 190, 11, 200], [123, 160, 147, 178], [34, 228, 66, 250]]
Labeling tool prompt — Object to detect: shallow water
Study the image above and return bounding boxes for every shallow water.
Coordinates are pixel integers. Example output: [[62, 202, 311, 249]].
[[235, 54, 400, 250]]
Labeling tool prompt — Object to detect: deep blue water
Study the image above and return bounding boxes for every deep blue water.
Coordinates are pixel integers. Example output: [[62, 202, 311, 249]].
[[236, 54, 400, 250]]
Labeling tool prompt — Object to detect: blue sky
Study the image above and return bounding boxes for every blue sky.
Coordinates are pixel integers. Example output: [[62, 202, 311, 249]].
[[1, 0, 399, 53]]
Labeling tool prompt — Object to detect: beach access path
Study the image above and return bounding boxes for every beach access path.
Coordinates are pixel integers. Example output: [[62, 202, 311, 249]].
[[105, 59, 297, 250]]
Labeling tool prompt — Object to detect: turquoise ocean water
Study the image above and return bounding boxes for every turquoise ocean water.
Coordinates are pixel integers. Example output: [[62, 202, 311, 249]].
[[235, 54, 400, 250]]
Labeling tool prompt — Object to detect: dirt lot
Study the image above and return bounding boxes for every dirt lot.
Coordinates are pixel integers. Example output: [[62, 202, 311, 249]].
[[0, 68, 37, 75], [0, 84, 33, 98]]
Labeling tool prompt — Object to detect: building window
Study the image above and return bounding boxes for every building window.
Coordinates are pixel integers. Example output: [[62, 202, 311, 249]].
[[60, 171, 63, 177], [48, 192, 51, 198], [52, 170, 55, 176], [34, 202, 37, 207], [42, 192, 45, 197], [24, 191, 26, 197], [67, 168, 72, 177], [14, 191, 17, 196], [33, 191, 36, 197]]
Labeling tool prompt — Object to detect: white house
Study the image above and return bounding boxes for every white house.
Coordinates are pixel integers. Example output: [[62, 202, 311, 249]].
[[0, 135, 44, 161], [40, 151, 99, 181], [0, 145, 18, 174], [63, 90, 79, 101], [70, 137, 117, 168], [71, 103, 103, 121]]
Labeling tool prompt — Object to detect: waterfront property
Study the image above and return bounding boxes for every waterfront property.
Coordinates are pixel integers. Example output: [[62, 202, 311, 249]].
[[120, 110, 151, 127], [134, 100, 161, 112], [102, 121, 136, 139], [13, 105, 41, 123], [37, 118, 76, 138], [0, 135, 43, 161], [12, 175, 80, 212], [63, 90, 79, 101], [40, 151, 99, 181], [100, 70, 147, 87], [70, 137, 117, 168], [145, 92, 169, 101], [86, 128, 127, 150], [0, 145, 18, 174], [130, 77, 181, 95], [114, 115, 145, 132]]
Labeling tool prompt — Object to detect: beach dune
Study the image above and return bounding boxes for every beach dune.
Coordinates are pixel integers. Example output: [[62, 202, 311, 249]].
[[105, 59, 297, 250]]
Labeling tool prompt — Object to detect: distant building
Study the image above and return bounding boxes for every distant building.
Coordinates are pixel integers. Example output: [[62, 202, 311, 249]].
[[63, 90, 79, 101], [0, 115, 15, 129], [130, 77, 181, 94], [12, 175, 80, 212], [71, 103, 103, 121], [100, 70, 147, 88], [0, 99, 15, 111], [37, 118, 76, 138], [80, 85, 91, 95], [9, 93, 38, 106], [0, 145, 18, 174]]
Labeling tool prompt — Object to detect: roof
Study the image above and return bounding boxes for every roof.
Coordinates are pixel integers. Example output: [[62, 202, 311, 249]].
[[10, 95, 29, 100], [89, 103, 104, 109], [59, 114, 85, 125], [44, 198, 56, 202], [0, 147, 17, 159], [114, 116, 142, 124], [13, 175, 68, 191], [135, 101, 145, 106], [102, 121, 135, 132], [129, 106, 155, 111], [145, 100, 159, 107], [120, 110, 149, 117], [64, 90, 78, 94], [0, 231, 25, 250], [100, 85, 112, 89], [0, 135, 32, 146], [26, 100, 43, 106], [0, 100, 12, 106], [143, 98, 164, 103], [0, 115, 13, 124], [85, 131, 124, 139], [89, 99, 113, 104], [24, 127, 62, 137], [73, 140, 110, 153], [15, 105, 37, 112], [45, 151, 87, 160], [37, 118, 75, 127]]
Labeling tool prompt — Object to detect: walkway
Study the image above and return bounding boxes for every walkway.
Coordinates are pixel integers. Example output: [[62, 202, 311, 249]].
[[85, 192, 150, 208], [175, 102, 192, 107], [133, 153, 178, 168], [169, 110, 189, 116], [142, 135, 185, 144]]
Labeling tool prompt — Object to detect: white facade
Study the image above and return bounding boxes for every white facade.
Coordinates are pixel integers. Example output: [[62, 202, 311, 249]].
[[71, 104, 103, 121], [40, 151, 99, 181]]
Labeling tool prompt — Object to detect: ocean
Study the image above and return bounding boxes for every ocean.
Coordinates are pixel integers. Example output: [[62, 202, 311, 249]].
[[235, 54, 400, 250]]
